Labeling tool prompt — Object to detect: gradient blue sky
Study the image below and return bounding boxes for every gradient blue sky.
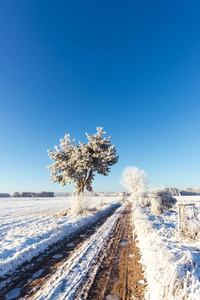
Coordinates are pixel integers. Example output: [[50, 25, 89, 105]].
[[1, 1, 200, 193]]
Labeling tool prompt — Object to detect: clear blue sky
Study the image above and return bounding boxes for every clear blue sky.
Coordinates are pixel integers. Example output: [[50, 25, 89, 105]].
[[1, 0, 200, 193]]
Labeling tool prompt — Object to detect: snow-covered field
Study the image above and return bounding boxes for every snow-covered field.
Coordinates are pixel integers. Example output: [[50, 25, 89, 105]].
[[0, 196, 120, 282], [174, 195, 200, 203], [2, 195, 200, 299], [132, 197, 200, 300]]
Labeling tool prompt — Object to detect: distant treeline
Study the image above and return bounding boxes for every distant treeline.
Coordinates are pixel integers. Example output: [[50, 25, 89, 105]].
[[146, 187, 200, 196], [1, 188, 200, 198], [0, 191, 54, 198], [0, 191, 122, 198], [55, 192, 126, 197], [0, 193, 11, 198], [180, 188, 200, 196]]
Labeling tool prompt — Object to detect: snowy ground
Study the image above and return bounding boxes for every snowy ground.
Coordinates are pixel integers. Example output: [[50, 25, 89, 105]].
[[132, 197, 200, 300], [3, 195, 200, 300], [29, 202, 127, 300], [0, 196, 120, 282], [174, 195, 200, 203]]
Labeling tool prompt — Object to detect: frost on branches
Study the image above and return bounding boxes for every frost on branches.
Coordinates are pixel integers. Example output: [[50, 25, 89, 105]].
[[47, 127, 119, 195], [120, 166, 149, 201]]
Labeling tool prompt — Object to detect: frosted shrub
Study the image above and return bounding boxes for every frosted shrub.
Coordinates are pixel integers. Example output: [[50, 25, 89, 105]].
[[70, 194, 88, 215], [139, 196, 150, 207], [139, 197, 144, 206], [186, 219, 200, 240], [144, 196, 151, 207], [151, 187, 177, 209], [178, 206, 200, 240], [145, 197, 151, 207], [120, 166, 149, 202], [151, 196, 163, 215]]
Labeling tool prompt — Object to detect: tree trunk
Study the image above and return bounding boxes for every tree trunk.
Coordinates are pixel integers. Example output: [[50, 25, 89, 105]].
[[77, 170, 93, 196], [78, 185, 84, 196]]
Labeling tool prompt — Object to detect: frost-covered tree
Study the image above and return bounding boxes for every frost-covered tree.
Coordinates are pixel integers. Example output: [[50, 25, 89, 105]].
[[47, 127, 119, 195], [120, 166, 149, 201], [12, 192, 21, 197]]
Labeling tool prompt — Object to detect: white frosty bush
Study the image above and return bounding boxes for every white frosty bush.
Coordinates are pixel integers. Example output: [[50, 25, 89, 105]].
[[139, 197, 144, 206], [139, 195, 151, 207], [70, 194, 88, 215], [151, 196, 163, 215], [120, 166, 149, 202], [178, 205, 200, 240], [185, 217, 200, 240], [150, 187, 177, 209]]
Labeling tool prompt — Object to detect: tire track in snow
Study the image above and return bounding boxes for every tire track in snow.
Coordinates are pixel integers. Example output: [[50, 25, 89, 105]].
[[1, 202, 122, 299], [86, 204, 147, 300], [31, 203, 127, 300]]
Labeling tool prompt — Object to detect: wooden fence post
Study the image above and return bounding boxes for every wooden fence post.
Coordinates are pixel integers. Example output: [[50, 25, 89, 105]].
[[178, 203, 196, 238]]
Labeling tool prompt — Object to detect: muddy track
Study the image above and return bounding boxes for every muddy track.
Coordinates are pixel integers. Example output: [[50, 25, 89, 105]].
[[1, 202, 147, 300], [79, 204, 147, 300], [0, 203, 120, 299]]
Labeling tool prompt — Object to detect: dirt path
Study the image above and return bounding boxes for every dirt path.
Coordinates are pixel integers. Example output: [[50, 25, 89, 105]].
[[0, 204, 120, 300], [84, 204, 147, 300], [1, 203, 147, 300]]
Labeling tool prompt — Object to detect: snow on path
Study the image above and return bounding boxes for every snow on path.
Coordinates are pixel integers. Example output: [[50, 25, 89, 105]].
[[0, 197, 120, 281], [32, 203, 127, 300]]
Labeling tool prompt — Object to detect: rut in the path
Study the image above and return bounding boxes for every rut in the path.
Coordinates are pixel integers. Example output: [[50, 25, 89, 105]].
[[85, 204, 147, 300]]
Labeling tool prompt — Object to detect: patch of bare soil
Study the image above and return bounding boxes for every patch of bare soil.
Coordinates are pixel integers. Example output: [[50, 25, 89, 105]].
[[87, 204, 147, 300]]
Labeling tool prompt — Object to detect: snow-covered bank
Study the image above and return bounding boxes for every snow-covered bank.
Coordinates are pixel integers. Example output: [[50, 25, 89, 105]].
[[132, 203, 200, 300], [0, 196, 120, 281]]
